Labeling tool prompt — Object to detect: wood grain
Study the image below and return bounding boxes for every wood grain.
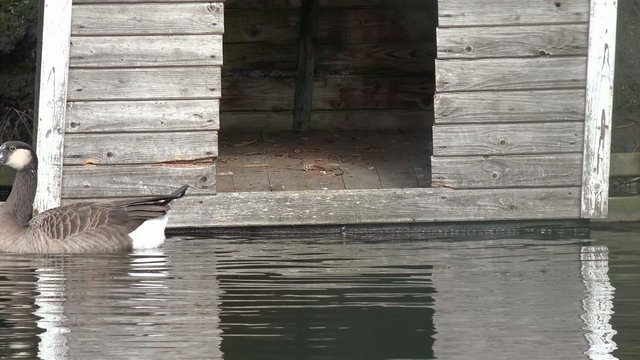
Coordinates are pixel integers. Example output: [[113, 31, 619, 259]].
[[70, 35, 223, 67], [433, 122, 583, 156], [221, 110, 432, 131], [431, 153, 582, 188], [581, 0, 618, 218], [64, 132, 218, 165], [437, 24, 588, 59], [225, 7, 435, 44], [62, 164, 216, 198], [436, 57, 586, 92], [162, 187, 581, 227], [224, 0, 430, 8], [293, 0, 319, 132], [66, 100, 220, 133], [34, 0, 72, 213], [438, 0, 589, 27], [222, 75, 433, 111], [434, 89, 585, 124], [67, 67, 221, 101], [71, 3, 224, 35]]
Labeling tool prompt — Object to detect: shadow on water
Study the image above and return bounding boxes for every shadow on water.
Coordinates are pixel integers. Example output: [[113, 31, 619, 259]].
[[0, 223, 638, 359]]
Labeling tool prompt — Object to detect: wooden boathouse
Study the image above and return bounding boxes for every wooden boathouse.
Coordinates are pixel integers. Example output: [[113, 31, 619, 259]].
[[33, 0, 617, 228]]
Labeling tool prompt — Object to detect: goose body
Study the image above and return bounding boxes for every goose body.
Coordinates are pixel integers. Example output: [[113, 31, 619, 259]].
[[0, 141, 188, 254]]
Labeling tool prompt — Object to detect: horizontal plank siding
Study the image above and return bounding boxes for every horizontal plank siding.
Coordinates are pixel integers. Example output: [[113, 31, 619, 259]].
[[438, 0, 589, 27], [70, 35, 223, 68], [71, 3, 224, 35], [62, 164, 215, 198], [431, 154, 582, 188], [66, 100, 219, 133], [433, 122, 583, 156], [436, 57, 586, 92], [162, 187, 582, 227], [67, 67, 221, 101], [64, 132, 218, 165], [437, 24, 588, 59], [222, 75, 433, 111], [434, 89, 585, 124], [221, 110, 431, 131]]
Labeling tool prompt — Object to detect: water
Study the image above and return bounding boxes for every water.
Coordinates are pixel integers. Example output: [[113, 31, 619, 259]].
[[0, 225, 639, 360]]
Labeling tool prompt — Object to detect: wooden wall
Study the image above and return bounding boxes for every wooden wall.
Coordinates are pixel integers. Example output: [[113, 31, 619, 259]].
[[62, 0, 222, 200], [221, 0, 436, 132], [432, 0, 590, 189]]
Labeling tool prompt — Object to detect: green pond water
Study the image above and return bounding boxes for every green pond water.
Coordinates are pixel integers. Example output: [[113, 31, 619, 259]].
[[0, 224, 638, 359]]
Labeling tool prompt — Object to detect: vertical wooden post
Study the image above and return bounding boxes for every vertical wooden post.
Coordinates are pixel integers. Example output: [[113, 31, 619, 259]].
[[33, 0, 72, 213], [581, 0, 618, 218], [292, 0, 319, 132]]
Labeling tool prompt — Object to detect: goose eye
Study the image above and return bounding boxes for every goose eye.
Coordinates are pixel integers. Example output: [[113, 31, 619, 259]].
[[9, 146, 16, 152]]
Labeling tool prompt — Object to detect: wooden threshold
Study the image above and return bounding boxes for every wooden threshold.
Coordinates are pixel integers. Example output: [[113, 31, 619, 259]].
[[168, 187, 581, 228]]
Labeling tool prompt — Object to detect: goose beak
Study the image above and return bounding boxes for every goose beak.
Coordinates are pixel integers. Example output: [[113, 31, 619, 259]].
[[0, 147, 6, 165]]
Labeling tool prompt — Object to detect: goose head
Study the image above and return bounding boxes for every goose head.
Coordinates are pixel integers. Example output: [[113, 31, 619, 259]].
[[0, 141, 36, 171]]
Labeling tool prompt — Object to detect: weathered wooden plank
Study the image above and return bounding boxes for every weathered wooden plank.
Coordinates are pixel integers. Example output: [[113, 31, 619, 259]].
[[66, 100, 219, 133], [64, 132, 218, 165], [610, 152, 640, 177], [431, 154, 582, 189], [581, 0, 618, 218], [225, 0, 430, 8], [220, 110, 432, 131], [62, 164, 215, 198], [292, 0, 319, 132], [162, 187, 581, 227], [437, 24, 588, 59], [34, 0, 72, 213], [434, 89, 585, 124], [222, 75, 432, 111], [75, 0, 218, 3], [70, 35, 222, 68], [438, 0, 589, 27], [68, 67, 221, 101], [71, 3, 224, 35], [436, 57, 586, 92], [225, 7, 435, 44], [432, 122, 583, 156]]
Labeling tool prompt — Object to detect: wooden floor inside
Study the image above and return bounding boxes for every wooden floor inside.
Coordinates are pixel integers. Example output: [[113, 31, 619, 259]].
[[217, 130, 431, 192]]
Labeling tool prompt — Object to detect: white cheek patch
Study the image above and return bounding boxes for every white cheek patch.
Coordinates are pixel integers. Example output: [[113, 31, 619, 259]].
[[6, 149, 33, 170]]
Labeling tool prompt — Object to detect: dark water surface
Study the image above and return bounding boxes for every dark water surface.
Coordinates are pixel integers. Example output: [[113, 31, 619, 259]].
[[0, 225, 639, 359]]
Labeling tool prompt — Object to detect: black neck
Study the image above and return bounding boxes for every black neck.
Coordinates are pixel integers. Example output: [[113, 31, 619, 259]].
[[5, 162, 37, 225]]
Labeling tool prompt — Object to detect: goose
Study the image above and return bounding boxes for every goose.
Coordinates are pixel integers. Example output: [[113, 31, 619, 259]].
[[0, 141, 188, 253]]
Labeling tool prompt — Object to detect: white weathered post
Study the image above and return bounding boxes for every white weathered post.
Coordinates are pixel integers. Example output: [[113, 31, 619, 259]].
[[34, 0, 72, 213], [581, 0, 618, 218]]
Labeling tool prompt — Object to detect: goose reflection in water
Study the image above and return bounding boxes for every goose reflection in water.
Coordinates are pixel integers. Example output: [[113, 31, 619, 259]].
[[0, 249, 223, 359]]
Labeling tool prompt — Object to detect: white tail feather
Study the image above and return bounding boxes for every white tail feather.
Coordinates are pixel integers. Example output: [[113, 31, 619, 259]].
[[129, 215, 169, 250]]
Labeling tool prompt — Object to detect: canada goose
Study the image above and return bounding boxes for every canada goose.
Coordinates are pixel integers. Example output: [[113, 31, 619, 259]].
[[0, 141, 188, 253]]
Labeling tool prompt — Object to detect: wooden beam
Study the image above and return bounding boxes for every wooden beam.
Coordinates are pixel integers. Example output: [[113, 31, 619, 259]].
[[66, 100, 220, 133], [63, 132, 218, 165], [292, 0, 319, 132], [434, 89, 585, 124], [436, 57, 586, 93], [34, 0, 72, 213], [437, 0, 589, 27], [437, 24, 588, 59], [433, 122, 583, 156], [431, 153, 583, 189], [62, 187, 582, 227], [581, 0, 618, 218]]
